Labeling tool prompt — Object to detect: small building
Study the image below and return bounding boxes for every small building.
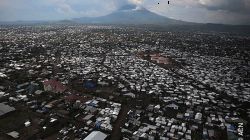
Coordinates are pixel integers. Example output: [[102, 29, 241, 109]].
[[35, 90, 43, 95], [84, 131, 108, 140], [43, 79, 66, 93], [6, 131, 19, 139], [0, 103, 16, 117], [166, 103, 179, 110], [83, 114, 94, 121], [85, 106, 97, 114]]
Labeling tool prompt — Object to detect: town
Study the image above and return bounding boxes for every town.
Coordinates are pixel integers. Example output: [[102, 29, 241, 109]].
[[0, 25, 249, 140]]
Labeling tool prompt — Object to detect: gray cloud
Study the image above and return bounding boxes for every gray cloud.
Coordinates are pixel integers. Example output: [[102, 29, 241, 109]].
[[0, 0, 249, 24], [198, 0, 250, 13]]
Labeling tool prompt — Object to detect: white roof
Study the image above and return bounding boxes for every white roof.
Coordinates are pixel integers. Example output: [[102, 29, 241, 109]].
[[7, 131, 19, 139], [84, 131, 107, 140]]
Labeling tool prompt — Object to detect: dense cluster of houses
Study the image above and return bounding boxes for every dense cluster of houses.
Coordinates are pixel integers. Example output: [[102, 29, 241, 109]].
[[0, 25, 249, 139]]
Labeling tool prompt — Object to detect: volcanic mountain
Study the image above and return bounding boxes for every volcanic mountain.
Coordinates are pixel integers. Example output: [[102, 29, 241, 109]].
[[2, 4, 249, 34], [73, 4, 190, 25]]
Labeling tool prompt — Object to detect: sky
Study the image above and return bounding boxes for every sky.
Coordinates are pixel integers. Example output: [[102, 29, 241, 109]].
[[0, 0, 249, 25]]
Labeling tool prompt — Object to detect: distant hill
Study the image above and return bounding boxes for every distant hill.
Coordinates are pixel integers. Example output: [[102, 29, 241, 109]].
[[73, 4, 191, 25], [0, 20, 47, 25], [0, 20, 74, 25]]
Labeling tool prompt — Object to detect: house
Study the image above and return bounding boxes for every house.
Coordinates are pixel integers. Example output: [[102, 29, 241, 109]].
[[0, 72, 7, 78], [35, 90, 43, 95], [17, 82, 29, 89], [17, 95, 28, 101], [9, 97, 19, 102], [24, 120, 31, 127], [154, 105, 161, 111], [0, 91, 8, 97], [195, 113, 202, 120], [166, 103, 179, 110], [0, 103, 16, 117], [6, 131, 19, 139], [43, 79, 66, 93], [147, 105, 154, 112], [124, 92, 136, 98], [84, 131, 108, 140], [85, 106, 97, 114], [83, 114, 94, 121]]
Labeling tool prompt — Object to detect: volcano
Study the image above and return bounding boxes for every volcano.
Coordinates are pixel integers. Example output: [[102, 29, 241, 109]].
[[73, 4, 189, 25]]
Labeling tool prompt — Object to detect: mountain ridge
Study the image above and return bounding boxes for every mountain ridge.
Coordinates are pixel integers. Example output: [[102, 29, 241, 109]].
[[73, 4, 193, 25]]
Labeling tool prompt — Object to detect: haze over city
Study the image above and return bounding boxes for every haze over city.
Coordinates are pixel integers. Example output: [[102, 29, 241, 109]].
[[0, 0, 250, 24]]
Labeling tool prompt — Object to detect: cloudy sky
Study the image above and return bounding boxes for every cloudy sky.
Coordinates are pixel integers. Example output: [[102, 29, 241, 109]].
[[0, 0, 249, 25]]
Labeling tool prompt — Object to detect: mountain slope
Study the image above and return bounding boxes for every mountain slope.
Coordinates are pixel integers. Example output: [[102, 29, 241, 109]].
[[73, 5, 189, 25]]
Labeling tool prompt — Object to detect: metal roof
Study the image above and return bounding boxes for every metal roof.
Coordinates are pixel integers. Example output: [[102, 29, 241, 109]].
[[0, 103, 15, 116], [84, 131, 107, 140]]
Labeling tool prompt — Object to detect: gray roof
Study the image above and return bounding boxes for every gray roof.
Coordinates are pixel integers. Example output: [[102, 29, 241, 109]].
[[83, 114, 94, 120], [6, 131, 19, 139], [0, 103, 16, 116], [84, 106, 97, 113], [84, 131, 107, 140]]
